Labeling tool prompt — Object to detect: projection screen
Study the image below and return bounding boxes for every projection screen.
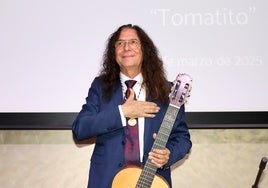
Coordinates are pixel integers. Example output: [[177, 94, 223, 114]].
[[0, 0, 267, 113]]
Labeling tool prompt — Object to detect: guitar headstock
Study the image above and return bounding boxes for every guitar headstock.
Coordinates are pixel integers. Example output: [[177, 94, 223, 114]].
[[169, 73, 192, 107]]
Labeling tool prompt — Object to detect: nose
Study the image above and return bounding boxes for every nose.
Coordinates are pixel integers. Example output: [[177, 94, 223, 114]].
[[123, 41, 130, 51]]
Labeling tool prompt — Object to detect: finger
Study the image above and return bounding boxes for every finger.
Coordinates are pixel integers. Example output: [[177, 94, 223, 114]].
[[145, 107, 160, 114], [150, 150, 168, 160], [150, 159, 163, 168], [153, 133, 157, 140], [142, 113, 156, 118], [144, 103, 160, 111], [153, 148, 170, 156], [148, 153, 166, 168]]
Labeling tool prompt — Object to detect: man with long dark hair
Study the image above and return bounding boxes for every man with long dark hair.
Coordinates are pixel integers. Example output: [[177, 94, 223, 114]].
[[72, 24, 191, 188]]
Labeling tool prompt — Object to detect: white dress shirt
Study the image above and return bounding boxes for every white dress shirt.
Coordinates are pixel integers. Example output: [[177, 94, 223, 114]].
[[118, 72, 146, 162]]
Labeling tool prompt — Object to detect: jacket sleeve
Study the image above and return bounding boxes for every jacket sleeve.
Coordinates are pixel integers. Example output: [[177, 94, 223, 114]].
[[72, 77, 123, 141]]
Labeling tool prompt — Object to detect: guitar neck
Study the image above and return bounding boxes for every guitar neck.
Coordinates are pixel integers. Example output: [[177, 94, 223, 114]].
[[136, 104, 179, 187]]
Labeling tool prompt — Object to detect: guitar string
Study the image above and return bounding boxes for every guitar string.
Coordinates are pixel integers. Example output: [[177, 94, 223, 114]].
[[137, 106, 179, 187]]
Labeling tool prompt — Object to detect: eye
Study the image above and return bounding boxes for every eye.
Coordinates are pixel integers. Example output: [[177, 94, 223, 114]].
[[130, 40, 137, 44], [131, 40, 139, 45], [115, 40, 125, 48], [129, 40, 140, 47]]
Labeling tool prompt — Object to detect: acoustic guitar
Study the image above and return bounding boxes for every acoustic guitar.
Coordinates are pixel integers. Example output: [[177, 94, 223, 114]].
[[112, 73, 193, 188]]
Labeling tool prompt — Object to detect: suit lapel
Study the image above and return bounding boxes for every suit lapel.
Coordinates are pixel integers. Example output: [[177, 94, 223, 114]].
[[113, 80, 124, 105], [143, 117, 152, 153]]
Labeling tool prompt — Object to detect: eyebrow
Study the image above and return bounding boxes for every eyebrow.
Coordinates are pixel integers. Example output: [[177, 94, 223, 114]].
[[116, 38, 139, 41]]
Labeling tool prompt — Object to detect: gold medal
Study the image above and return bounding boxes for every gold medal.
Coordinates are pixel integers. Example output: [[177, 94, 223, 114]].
[[128, 118, 137, 126]]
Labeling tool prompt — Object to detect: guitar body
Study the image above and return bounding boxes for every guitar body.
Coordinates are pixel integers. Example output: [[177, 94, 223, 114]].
[[112, 167, 169, 188]]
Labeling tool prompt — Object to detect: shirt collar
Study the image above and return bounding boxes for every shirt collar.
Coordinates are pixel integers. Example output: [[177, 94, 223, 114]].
[[120, 72, 143, 85]]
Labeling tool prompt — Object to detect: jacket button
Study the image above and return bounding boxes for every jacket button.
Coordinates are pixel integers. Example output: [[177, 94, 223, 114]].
[[121, 141, 125, 145]]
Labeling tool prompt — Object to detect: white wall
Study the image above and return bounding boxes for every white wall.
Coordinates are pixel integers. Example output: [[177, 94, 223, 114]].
[[1, 130, 267, 188]]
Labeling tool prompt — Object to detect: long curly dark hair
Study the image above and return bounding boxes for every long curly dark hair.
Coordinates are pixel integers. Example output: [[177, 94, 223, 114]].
[[99, 24, 169, 104]]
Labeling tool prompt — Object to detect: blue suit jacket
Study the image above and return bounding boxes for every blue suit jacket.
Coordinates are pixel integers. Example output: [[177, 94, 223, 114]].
[[72, 77, 192, 188]]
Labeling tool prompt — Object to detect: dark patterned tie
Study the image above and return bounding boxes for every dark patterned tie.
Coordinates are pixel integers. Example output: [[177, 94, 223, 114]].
[[124, 80, 140, 166]]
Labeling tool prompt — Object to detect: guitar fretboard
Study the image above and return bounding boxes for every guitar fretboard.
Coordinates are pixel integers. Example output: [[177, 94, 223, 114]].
[[136, 104, 179, 188]]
